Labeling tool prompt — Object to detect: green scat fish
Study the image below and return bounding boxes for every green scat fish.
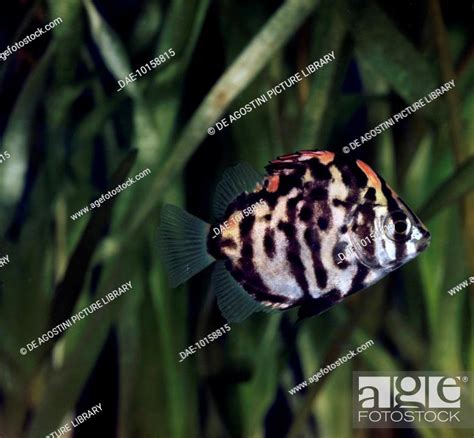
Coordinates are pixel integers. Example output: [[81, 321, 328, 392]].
[[157, 150, 431, 323]]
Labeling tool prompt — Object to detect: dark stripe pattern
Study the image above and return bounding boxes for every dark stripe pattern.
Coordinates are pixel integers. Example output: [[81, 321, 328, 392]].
[[303, 226, 327, 289], [232, 215, 289, 305], [213, 150, 417, 319], [263, 228, 276, 258], [279, 194, 309, 295]]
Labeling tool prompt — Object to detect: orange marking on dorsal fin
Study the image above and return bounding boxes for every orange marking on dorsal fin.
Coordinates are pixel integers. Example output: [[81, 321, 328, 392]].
[[295, 150, 335, 164], [271, 150, 334, 165], [356, 160, 381, 189], [267, 175, 280, 192], [309, 150, 335, 165]]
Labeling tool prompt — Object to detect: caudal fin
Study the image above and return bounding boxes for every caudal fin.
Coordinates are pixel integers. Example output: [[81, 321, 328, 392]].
[[157, 204, 215, 287]]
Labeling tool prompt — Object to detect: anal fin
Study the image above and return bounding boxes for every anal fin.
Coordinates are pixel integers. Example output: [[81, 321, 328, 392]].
[[212, 261, 273, 323]]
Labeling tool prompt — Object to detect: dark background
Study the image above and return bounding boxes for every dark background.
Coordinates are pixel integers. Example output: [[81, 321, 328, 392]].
[[0, 0, 472, 437]]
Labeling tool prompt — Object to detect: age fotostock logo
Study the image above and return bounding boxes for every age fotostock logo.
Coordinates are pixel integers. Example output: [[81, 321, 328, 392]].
[[353, 372, 473, 428]]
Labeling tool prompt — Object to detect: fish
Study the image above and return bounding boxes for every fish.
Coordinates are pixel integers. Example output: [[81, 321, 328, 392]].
[[157, 150, 431, 323]]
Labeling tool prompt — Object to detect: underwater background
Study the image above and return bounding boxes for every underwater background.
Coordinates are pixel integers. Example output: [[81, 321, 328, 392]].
[[0, 0, 472, 437]]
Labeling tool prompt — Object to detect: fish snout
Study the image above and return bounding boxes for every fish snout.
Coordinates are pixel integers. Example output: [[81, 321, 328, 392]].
[[416, 229, 431, 252]]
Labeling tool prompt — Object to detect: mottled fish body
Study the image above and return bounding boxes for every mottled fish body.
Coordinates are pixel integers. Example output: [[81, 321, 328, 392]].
[[158, 150, 430, 322]]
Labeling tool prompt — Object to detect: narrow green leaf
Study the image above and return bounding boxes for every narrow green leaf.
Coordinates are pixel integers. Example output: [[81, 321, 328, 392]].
[[0, 43, 55, 205], [46, 150, 138, 356], [83, 0, 139, 99], [419, 155, 474, 220], [297, 0, 349, 149], [47, 0, 83, 86], [241, 315, 281, 436], [26, 298, 115, 437], [130, 2, 162, 53], [124, 0, 319, 237], [353, 3, 438, 105]]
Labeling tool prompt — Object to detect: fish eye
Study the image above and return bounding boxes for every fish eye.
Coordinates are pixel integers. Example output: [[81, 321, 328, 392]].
[[383, 211, 412, 241], [394, 220, 407, 233]]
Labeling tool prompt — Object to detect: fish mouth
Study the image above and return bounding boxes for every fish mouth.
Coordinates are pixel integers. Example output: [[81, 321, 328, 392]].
[[416, 230, 431, 252]]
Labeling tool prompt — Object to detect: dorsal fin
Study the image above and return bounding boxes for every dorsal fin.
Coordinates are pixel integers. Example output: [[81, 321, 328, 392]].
[[265, 150, 335, 175], [212, 162, 263, 220], [356, 160, 382, 190]]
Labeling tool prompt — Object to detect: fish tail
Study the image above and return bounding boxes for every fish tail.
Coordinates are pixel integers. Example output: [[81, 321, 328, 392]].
[[157, 204, 215, 287]]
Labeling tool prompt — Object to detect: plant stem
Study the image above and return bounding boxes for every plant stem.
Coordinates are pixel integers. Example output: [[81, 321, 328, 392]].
[[126, 0, 320, 237]]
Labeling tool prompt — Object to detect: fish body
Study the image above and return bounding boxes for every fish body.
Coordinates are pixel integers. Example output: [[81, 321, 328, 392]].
[[158, 150, 431, 322]]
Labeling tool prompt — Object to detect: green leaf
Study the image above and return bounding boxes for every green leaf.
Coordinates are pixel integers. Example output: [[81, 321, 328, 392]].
[[46, 150, 138, 356], [297, 0, 349, 149], [130, 2, 162, 53], [83, 0, 139, 99], [26, 248, 141, 437], [0, 43, 55, 206], [117, 272, 144, 437], [241, 315, 282, 436], [123, 0, 320, 237], [150, 0, 211, 149], [353, 3, 438, 106], [47, 0, 84, 86], [419, 155, 474, 220], [25, 296, 115, 438]]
